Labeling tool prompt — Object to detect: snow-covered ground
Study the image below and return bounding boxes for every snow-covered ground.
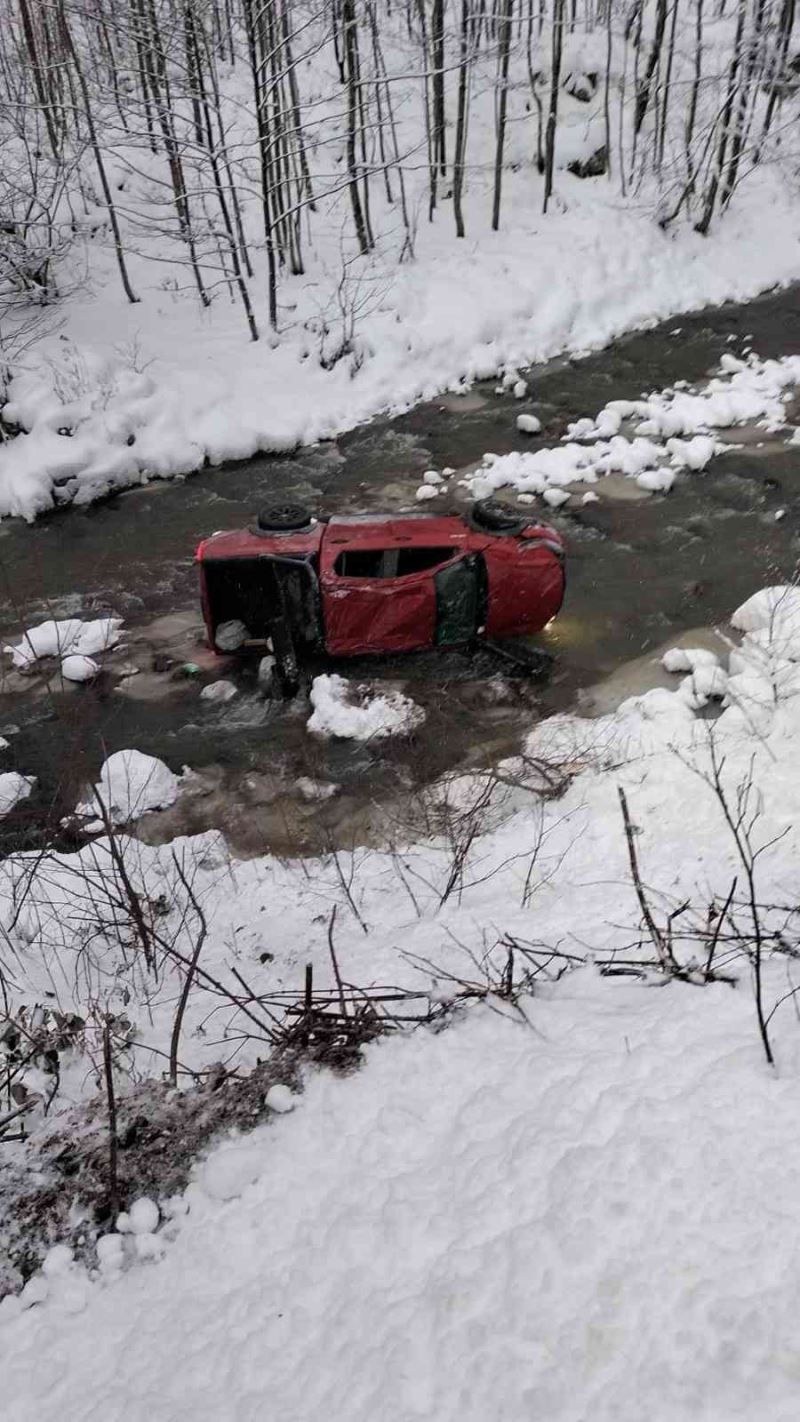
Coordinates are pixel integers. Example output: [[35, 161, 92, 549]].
[[5, 586, 800, 1415], [1, 8, 799, 522], [6, 977, 800, 1422], [3, 166, 798, 524]]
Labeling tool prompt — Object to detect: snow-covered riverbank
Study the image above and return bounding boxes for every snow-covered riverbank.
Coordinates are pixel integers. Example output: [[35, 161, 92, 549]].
[[4, 584, 800, 1417]]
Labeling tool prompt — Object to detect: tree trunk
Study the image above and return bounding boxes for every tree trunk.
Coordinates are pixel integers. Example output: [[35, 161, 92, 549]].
[[543, 0, 564, 212], [453, 0, 473, 235], [243, 0, 278, 325], [492, 0, 514, 230], [432, 0, 447, 174], [633, 0, 668, 137], [695, 0, 746, 233], [343, 0, 371, 252], [59, 6, 139, 304]]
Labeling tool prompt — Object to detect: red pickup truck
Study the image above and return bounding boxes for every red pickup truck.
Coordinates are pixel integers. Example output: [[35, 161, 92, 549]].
[[197, 500, 565, 687]]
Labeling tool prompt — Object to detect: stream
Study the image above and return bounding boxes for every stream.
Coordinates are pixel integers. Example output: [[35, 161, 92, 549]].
[[0, 281, 798, 853]]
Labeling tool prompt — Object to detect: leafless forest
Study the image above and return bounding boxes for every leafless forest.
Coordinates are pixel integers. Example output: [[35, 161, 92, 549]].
[[1, 0, 798, 353]]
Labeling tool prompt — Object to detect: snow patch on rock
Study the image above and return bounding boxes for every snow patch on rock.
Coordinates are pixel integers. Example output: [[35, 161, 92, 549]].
[[74, 750, 180, 829], [0, 772, 35, 817], [307, 674, 425, 741]]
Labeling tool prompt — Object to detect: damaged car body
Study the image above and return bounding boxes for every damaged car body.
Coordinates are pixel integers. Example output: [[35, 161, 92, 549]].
[[196, 501, 566, 689]]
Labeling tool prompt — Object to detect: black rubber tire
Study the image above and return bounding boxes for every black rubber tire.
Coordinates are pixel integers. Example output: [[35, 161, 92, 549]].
[[471, 498, 524, 533], [256, 502, 313, 532]]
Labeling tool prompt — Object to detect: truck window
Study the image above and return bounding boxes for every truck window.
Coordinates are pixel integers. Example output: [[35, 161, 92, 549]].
[[334, 547, 453, 578]]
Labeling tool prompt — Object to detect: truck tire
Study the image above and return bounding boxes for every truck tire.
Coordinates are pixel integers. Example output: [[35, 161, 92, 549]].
[[471, 499, 525, 533], [256, 503, 313, 533]]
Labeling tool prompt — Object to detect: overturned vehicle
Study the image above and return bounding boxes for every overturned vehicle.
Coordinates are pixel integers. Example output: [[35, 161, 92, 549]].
[[196, 501, 566, 690]]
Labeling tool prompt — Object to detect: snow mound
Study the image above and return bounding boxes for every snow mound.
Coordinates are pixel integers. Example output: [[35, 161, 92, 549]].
[[678, 664, 729, 709], [637, 466, 675, 493], [4, 617, 121, 671], [666, 434, 718, 470], [467, 352, 800, 504], [307, 675, 425, 741], [10, 984, 800, 1421], [265, 1084, 295, 1114], [0, 772, 35, 817], [661, 646, 720, 674], [74, 750, 179, 828], [199, 1139, 265, 1203], [732, 585, 800, 641], [60, 654, 99, 683], [128, 1198, 160, 1237]]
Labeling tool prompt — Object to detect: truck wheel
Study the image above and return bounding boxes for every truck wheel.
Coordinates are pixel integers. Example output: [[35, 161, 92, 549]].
[[256, 503, 313, 532], [471, 499, 525, 533]]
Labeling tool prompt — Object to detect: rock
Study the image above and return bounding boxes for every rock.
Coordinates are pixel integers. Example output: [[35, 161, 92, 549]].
[[200, 679, 237, 703], [517, 413, 542, 436], [258, 654, 276, 690], [214, 619, 248, 652], [563, 70, 598, 102], [568, 145, 608, 178]]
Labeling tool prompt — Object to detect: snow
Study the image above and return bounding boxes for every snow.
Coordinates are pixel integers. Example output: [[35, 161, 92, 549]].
[[464, 351, 800, 504], [8, 977, 800, 1421], [0, 772, 35, 817], [731, 585, 800, 637], [678, 663, 729, 709], [265, 1084, 296, 1114], [198, 1139, 266, 1203], [2, 131, 800, 522], [74, 749, 180, 828], [661, 646, 721, 674], [96, 1236, 124, 1275], [9, 584, 800, 1411], [665, 434, 718, 470], [59, 654, 99, 683], [543, 487, 570, 508], [307, 674, 425, 741], [636, 465, 675, 492], [40, 1246, 72, 1279], [516, 413, 542, 435], [415, 483, 440, 501], [4, 617, 121, 671], [128, 1199, 160, 1237]]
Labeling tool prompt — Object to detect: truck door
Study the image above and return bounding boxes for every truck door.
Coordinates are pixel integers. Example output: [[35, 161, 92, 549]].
[[320, 537, 446, 656]]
